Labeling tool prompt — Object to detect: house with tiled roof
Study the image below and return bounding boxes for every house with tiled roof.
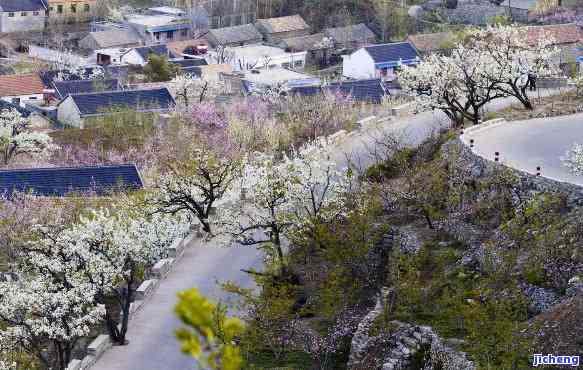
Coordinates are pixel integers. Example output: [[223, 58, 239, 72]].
[[255, 15, 310, 42], [326, 79, 389, 104], [206, 24, 263, 47], [79, 29, 142, 51], [342, 42, 420, 80], [53, 79, 120, 100], [95, 45, 169, 66], [57, 88, 175, 128], [0, 164, 143, 197], [323, 23, 376, 50], [0, 73, 46, 108], [0, 0, 47, 33], [525, 23, 583, 72], [500, 0, 537, 22], [406, 31, 457, 56]]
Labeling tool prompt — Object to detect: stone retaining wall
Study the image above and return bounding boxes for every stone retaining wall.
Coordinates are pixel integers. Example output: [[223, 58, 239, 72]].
[[449, 138, 583, 208]]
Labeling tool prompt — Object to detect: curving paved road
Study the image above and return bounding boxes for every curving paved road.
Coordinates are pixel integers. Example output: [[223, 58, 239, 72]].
[[92, 88, 568, 370], [461, 113, 583, 186]]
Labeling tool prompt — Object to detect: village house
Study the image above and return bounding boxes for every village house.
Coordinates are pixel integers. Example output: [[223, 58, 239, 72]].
[[56, 88, 175, 128], [206, 24, 263, 47], [46, 0, 97, 22], [125, 13, 193, 44], [96, 45, 169, 66], [0, 164, 144, 197], [323, 23, 376, 50], [277, 33, 332, 66], [79, 29, 143, 51], [0, 0, 47, 33], [0, 73, 47, 108], [225, 44, 307, 71], [342, 42, 420, 80], [255, 15, 311, 42], [52, 79, 120, 101]]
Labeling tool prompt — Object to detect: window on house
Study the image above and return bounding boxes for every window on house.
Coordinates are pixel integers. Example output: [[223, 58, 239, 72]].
[[29, 97, 37, 100], [48, 6, 53, 12], [71, 4, 77, 13], [84, 4, 90, 12], [8, 12, 14, 17], [154, 32, 161, 41], [282, 62, 290, 68], [167, 30, 174, 39], [294, 60, 303, 68], [33, 11, 39, 16], [181, 29, 188, 37], [57, 5, 63, 14], [21, 12, 28, 17], [12, 98, 20, 104]]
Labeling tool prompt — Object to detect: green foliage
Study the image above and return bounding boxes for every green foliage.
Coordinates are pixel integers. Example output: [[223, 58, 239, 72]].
[[175, 288, 245, 370], [143, 53, 179, 82], [488, 14, 512, 26], [387, 242, 533, 369], [51, 109, 156, 152], [364, 147, 415, 181]]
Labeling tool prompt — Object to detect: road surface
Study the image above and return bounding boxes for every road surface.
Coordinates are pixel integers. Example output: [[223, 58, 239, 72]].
[[461, 113, 583, 186]]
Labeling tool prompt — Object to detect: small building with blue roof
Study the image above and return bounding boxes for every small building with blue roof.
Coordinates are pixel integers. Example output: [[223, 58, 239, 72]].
[[0, 164, 144, 197], [342, 41, 420, 80]]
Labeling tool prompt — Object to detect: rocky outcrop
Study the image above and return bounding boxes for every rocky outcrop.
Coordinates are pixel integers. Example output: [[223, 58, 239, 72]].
[[348, 288, 475, 370], [381, 323, 476, 370], [521, 283, 561, 315]]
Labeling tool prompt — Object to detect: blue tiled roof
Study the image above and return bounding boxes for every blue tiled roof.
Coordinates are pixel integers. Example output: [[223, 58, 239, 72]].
[[131, 45, 169, 61], [171, 59, 208, 68], [53, 79, 119, 100], [0, 164, 143, 197], [364, 42, 420, 65], [67, 88, 175, 116], [326, 79, 388, 104], [288, 85, 323, 96], [0, 0, 46, 12]]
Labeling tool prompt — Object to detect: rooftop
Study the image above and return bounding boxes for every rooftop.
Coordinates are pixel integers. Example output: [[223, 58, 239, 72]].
[[53, 79, 120, 100], [125, 14, 186, 28], [406, 31, 456, 52], [0, 73, 46, 97], [324, 23, 376, 43], [83, 30, 142, 49], [149, 6, 187, 16], [326, 78, 388, 104], [243, 67, 313, 86], [255, 15, 310, 34], [282, 33, 328, 51], [65, 88, 175, 116], [363, 42, 420, 64], [0, 0, 46, 12], [0, 164, 143, 197], [525, 23, 583, 45], [207, 24, 262, 46]]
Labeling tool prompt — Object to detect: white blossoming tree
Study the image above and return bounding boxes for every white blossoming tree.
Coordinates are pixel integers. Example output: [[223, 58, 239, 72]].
[[467, 25, 559, 110], [218, 140, 350, 276], [400, 25, 559, 127], [400, 45, 505, 127], [153, 148, 243, 234], [65, 209, 189, 345], [0, 226, 104, 370], [0, 108, 56, 166], [561, 143, 583, 175]]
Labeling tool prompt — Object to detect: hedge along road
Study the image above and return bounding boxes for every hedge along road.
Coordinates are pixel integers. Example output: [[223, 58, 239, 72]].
[[92, 88, 568, 370]]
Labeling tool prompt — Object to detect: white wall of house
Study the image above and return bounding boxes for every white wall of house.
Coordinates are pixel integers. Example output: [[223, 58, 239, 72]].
[[342, 48, 376, 79], [0, 11, 46, 33], [57, 96, 82, 128], [120, 50, 147, 66], [1, 94, 44, 108]]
